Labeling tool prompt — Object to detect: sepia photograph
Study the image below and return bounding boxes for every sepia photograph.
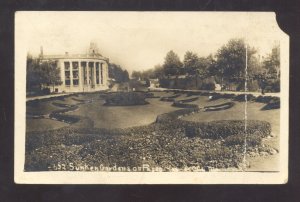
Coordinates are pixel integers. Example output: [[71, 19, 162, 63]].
[[14, 11, 289, 184]]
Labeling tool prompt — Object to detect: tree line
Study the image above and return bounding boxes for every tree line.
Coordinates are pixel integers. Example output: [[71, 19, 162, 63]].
[[131, 38, 280, 92]]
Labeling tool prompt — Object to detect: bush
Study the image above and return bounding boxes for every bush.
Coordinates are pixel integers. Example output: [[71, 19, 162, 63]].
[[200, 82, 216, 90], [224, 131, 265, 147], [261, 99, 280, 110], [255, 96, 273, 103], [176, 97, 199, 103], [255, 96, 280, 110], [204, 102, 235, 111], [233, 94, 256, 102], [172, 101, 199, 109], [184, 120, 271, 139], [104, 92, 148, 106], [41, 88, 51, 95], [160, 94, 181, 102]]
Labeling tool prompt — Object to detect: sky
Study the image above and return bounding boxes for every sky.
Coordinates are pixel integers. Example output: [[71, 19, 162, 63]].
[[16, 12, 285, 73]]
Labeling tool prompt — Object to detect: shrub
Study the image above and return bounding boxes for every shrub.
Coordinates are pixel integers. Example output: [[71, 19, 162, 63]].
[[261, 99, 280, 110], [41, 88, 51, 95], [172, 101, 199, 108], [104, 92, 148, 106], [255, 96, 273, 103], [184, 120, 271, 139], [224, 131, 265, 147], [233, 94, 256, 102], [204, 102, 235, 111], [160, 94, 181, 102], [200, 82, 216, 91], [176, 97, 199, 103]]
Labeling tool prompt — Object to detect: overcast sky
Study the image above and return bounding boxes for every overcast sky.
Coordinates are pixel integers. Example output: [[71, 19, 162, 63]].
[[16, 12, 284, 73]]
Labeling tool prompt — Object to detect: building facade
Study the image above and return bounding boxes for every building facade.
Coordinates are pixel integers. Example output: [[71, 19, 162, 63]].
[[40, 45, 109, 93]]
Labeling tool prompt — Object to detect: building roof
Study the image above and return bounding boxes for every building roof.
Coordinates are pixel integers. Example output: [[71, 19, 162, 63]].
[[41, 53, 109, 62]]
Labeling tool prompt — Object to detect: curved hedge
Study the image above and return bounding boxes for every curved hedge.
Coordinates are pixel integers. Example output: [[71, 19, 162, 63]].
[[233, 94, 256, 102], [104, 92, 149, 106], [176, 97, 199, 103], [160, 94, 181, 102], [204, 102, 235, 111], [172, 101, 199, 109], [261, 99, 280, 110]]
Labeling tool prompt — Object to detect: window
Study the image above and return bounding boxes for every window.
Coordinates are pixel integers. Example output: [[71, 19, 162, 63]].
[[72, 61, 79, 86], [100, 63, 103, 84], [96, 62, 99, 84], [65, 80, 70, 86], [64, 62, 70, 86], [72, 62, 78, 70], [64, 62, 70, 70], [65, 71, 70, 79], [73, 70, 79, 79], [73, 79, 79, 86]]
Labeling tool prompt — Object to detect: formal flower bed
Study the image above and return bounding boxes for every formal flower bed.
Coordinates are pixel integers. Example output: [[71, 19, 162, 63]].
[[160, 94, 181, 102], [25, 91, 277, 171], [25, 118, 272, 171], [204, 102, 235, 111]]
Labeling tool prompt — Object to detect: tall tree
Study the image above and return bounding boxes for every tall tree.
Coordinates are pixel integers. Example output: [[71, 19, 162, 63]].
[[263, 43, 280, 79], [26, 56, 62, 93], [163, 50, 182, 76], [41, 60, 62, 92], [131, 70, 142, 79], [215, 38, 257, 89], [108, 63, 129, 83], [183, 51, 200, 75], [152, 64, 164, 79]]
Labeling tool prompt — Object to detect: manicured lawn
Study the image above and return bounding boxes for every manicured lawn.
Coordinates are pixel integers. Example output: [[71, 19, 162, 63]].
[[69, 98, 178, 128], [27, 100, 62, 115], [26, 118, 69, 132]]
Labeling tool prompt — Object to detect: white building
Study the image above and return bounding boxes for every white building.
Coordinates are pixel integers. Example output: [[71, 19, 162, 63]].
[[40, 43, 109, 93]]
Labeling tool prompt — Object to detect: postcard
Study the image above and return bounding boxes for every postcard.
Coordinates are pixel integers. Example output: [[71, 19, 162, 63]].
[[15, 11, 289, 184]]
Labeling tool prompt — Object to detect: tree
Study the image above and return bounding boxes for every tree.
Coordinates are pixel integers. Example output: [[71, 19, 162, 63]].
[[27, 55, 43, 91], [163, 50, 183, 76], [123, 70, 129, 82], [215, 38, 257, 90], [41, 60, 62, 92], [26, 55, 62, 93], [131, 70, 142, 79], [263, 43, 280, 79], [183, 51, 199, 75], [108, 63, 129, 83], [256, 43, 280, 93], [152, 64, 164, 79]]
